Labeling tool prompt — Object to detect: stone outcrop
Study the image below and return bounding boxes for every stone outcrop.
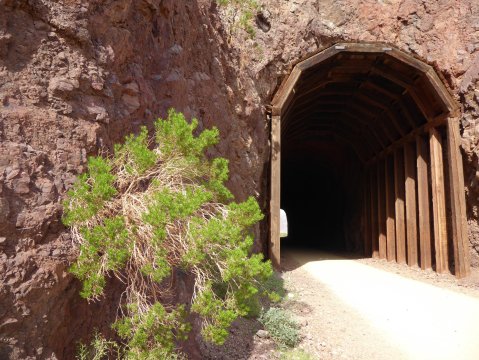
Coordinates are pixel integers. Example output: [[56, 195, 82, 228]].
[[1, 0, 479, 358]]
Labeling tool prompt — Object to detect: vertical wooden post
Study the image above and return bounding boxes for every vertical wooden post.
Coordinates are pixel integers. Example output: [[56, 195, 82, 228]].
[[429, 127, 449, 274], [385, 155, 397, 262], [370, 166, 379, 258], [446, 118, 471, 278], [416, 135, 432, 270], [404, 141, 419, 267], [378, 160, 387, 259], [394, 149, 407, 264], [270, 115, 281, 268], [363, 169, 372, 256]]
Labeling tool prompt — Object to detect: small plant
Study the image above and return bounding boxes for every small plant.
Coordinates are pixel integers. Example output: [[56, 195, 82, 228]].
[[259, 307, 300, 348], [76, 332, 122, 360], [260, 272, 286, 303], [279, 348, 315, 360], [216, 0, 260, 37], [64, 109, 277, 358]]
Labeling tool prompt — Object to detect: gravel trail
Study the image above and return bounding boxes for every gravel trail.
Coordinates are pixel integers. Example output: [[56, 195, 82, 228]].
[[282, 248, 479, 360]]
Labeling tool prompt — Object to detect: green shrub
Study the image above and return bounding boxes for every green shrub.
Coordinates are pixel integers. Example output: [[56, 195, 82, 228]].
[[216, 0, 259, 37], [64, 109, 276, 358], [259, 307, 300, 347], [76, 331, 122, 360], [260, 272, 286, 303], [279, 349, 314, 360]]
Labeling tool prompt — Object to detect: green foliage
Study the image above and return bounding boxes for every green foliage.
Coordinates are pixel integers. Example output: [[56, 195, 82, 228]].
[[239, 9, 256, 37], [113, 303, 191, 359], [70, 216, 130, 299], [260, 272, 286, 303], [155, 109, 219, 162], [186, 196, 270, 344], [63, 157, 116, 226], [64, 109, 272, 358], [279, 349, 314, 360], [216, 0, 259, 38], [208, 158, 233, 201], [259, 308, 300, 348], [76, 331, 123, 360], [114, 126, 157, 175]]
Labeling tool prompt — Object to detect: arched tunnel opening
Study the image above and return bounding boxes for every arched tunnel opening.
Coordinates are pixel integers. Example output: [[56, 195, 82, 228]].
[[269, 43, 471, 278]]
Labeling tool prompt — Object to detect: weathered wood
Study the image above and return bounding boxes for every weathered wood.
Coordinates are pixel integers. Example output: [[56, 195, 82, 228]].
[[385, 155, 397, 262], [271, 67, 302, 116], [366, 115, 448, 165], [270, 115, 281, 268], [429, 128, 449, 274], [446, 118, 471, 278], [416, 135, 432, 270], [404, 141, 419, 267], [364, 170, 372, 256], [370, 167, 379, 258], [394, 149, 407, 264], [356, 93, 406, 137], [377, 161, 387, 259]]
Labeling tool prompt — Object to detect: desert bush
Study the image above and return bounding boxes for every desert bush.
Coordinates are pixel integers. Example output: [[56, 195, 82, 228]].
[[259, 307, 300, 348], [76, 332, 122, 360], [216, 0, 259, 37], [65, 109, 276, 358]]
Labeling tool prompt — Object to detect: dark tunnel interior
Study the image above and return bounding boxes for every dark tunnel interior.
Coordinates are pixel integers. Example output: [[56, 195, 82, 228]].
[[281, 139, 362, 252]]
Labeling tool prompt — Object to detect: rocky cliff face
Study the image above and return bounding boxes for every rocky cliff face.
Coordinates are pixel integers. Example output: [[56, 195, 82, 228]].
[[1, 0, 479, 358]]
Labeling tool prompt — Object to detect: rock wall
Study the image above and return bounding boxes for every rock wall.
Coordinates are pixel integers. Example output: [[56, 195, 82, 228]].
[[1, 0, 479, 358]]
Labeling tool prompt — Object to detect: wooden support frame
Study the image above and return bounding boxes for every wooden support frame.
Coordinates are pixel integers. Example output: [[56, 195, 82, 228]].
[[370, 167, 380, 258], [404, 141, 419, 267], [429, 128, 449, 274], [363, 170, 372, 256], [269, 42, 470, 278], [270, 115, 281, 268], [385, 155, 397, 262], [378, 160, 387, 259], [394, 149, 407, 264], [416, 135, 433, 270], [446, 118, 471, 278]]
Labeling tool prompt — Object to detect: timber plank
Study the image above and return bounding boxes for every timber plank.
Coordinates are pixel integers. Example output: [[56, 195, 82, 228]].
[[370, 167, 379, 258], [270, 115, 281, 268], [404, 141, 419, 267], [385, 155, 397, 262], [364, 170, 372, 256], [394, 149, 407, 264], [429, 128, 449, 274], [416, 135, 433, 270], [378, 161, 387, 259], [446, 118, 471, 278]]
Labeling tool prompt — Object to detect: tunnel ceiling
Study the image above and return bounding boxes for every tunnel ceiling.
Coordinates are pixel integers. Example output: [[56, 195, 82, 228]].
[[272, 43, 458, 163]]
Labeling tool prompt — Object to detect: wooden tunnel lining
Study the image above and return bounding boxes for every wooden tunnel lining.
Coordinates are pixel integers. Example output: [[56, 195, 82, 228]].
[[270, 43, 470, 278]]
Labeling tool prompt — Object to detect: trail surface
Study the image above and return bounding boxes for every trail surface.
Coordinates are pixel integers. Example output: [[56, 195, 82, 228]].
[[282, 249, 479, 360]]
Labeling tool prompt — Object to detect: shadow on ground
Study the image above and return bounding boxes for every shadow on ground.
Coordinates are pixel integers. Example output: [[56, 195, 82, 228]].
[[280, 245, 366, 272]]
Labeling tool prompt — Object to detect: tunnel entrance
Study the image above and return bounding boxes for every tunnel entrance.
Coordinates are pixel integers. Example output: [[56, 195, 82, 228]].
[[269, 43, 470, 278]]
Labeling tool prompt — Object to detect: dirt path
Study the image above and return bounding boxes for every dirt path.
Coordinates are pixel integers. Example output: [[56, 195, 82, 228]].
[[281, 249, 479, 360]]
